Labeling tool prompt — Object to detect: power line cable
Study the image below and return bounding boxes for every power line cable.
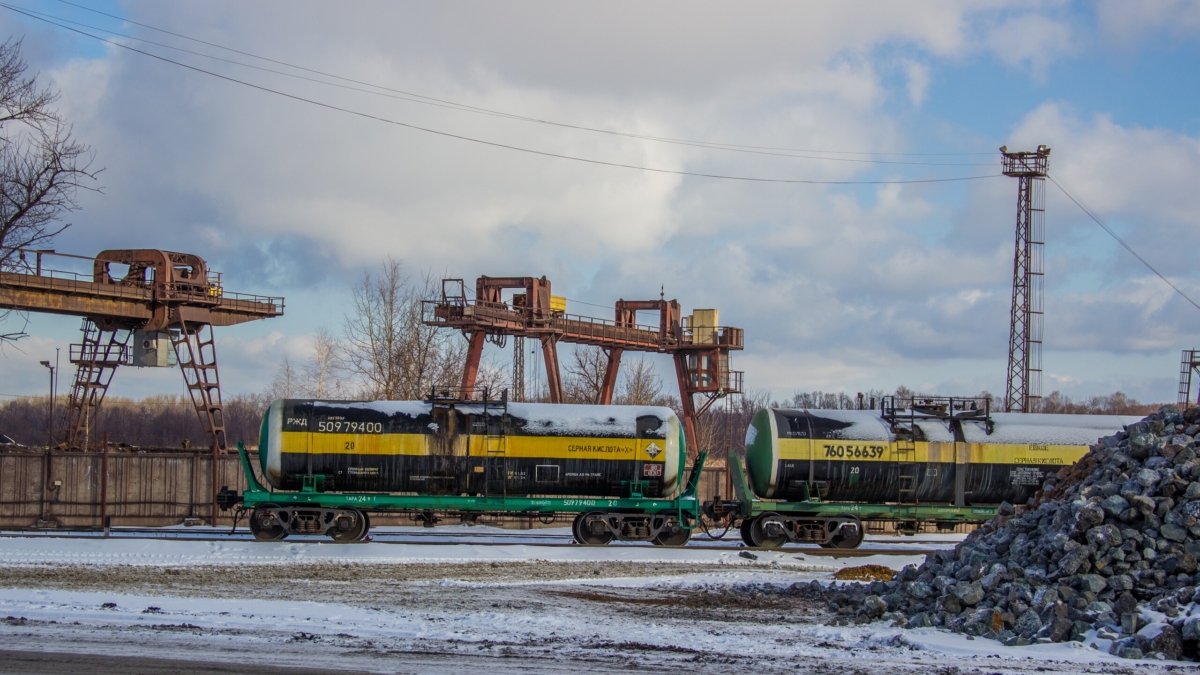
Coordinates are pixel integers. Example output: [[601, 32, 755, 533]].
[[1046, 170, 1200, 312], [47, 0, 995, 161], [2, 4, 1002, 186], [29, 0, 991, 168]]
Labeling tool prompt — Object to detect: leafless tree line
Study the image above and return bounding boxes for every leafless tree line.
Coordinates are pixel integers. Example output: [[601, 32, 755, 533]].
[[0, 394, 268, 449]]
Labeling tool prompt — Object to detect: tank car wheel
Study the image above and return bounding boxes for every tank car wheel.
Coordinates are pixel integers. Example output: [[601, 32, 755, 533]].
[[825, 516, 864, 549], [750, 513, 788, 549], [651, 512, 692, 547], [329, 509, 369, 542], [572, 512, 613, 546], [739, 518, 755, 547], [249, 505, 287, 541]]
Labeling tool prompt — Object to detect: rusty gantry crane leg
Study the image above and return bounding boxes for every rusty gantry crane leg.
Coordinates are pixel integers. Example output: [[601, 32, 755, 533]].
[[65, 320, 132, 449], [171, 318, 227, 526], [598, 347, 623, 405], [541, 335, 563, 403], [461, 330, 487, 391]]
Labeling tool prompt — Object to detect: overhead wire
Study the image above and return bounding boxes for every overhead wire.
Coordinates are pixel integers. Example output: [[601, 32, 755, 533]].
[[1046, 170, 1200, 312], [45, 0, 995, 162], [2, 3, 1002, 186]]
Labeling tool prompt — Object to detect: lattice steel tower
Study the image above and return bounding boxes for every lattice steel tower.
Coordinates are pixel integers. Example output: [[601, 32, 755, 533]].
[[511, 335, 525, 401], [1001, 145, 1050, 413]]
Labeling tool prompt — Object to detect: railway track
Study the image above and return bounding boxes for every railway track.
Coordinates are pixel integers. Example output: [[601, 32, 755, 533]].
[[0, 527, 943, 557]]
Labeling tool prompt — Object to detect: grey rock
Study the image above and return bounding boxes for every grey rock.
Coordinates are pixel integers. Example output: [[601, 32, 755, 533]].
[[1086, 524, 1123, 551], [863, 595, 887, 618], [1148, 624, 1182, 660], [905, 612, 930, 629], [1013, 608, 1041, 637], [1058, 546, 1092, 576], [1161, 523, 1187, 542], [1121, 612, 1145, 635], [980, 571, 1003, 592], [940, 594, 961, 615], [955, 581, 985, 606], [1109, 575, 1135, 592], [1048, 616, 1074, 642], [905, 581, 932, 599], [1136, 468, 1161, 488], [1128, 494, 1156, 515], [1078, 574, 1107, 593], [1182, 616, 1200, 641], [1102, 495, 1130, 517]]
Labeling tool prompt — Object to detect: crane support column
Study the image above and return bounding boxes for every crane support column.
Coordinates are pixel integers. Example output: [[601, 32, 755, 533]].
[[541, 335, 563, 403], [599, 347, 623, 404], [461, 331, 487, 391]]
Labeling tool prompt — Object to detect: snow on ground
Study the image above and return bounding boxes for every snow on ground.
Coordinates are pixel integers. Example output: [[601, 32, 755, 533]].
[[0, 530, 1177, 673]]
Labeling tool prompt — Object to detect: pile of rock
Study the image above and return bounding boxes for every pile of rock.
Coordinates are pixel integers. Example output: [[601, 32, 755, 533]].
[[826, 405, 1200, 661]]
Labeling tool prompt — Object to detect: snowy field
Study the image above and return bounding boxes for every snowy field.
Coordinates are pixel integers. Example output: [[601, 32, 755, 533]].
[[0, 528, 1181, 674]]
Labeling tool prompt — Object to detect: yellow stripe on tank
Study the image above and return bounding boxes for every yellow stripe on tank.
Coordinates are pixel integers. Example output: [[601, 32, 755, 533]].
[[780, 438, 1086, 465], [280, 432, 667, 461]]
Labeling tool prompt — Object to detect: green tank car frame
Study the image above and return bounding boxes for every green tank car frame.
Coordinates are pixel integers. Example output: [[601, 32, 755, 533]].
[[221, 443, 709, 546], [704, 452, 997, 549]]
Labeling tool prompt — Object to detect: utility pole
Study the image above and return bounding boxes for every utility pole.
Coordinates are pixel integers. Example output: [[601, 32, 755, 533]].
[[1000, 145, 1050, 413], [40, 360, 55, 448]]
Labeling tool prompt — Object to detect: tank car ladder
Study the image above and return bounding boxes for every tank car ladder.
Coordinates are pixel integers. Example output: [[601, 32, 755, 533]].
[[482, 389, 509, 497], [894, 436, 919, 520]]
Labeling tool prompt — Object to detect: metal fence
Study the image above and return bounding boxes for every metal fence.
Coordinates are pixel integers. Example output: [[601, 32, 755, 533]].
[[0, 449, 733, 529]]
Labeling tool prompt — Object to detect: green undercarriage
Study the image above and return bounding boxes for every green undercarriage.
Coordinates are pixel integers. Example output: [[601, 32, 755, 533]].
[[235, 443, 706, 524], [726, 452, 998, 524]]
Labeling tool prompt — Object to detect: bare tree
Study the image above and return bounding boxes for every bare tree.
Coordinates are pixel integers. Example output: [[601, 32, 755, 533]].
[[304, 326, 342, 398], [616, 354, 679, 407], [563, 345, 608, 404], [0, 38, 100, 343], [266, 354, 299, 400], [341, 258, 464, 399], [0, 37, 99, 269]]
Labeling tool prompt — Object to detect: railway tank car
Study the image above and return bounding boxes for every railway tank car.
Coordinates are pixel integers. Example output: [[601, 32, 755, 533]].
[[719, 399, 1140, 549], [239, 398, 691, 544]]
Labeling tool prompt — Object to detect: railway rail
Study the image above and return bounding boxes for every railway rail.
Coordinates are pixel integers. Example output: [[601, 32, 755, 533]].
[[0, 526, 944, 557]]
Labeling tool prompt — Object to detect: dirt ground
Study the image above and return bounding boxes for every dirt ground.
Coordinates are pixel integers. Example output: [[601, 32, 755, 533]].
[[0, 562, 1184, 675]]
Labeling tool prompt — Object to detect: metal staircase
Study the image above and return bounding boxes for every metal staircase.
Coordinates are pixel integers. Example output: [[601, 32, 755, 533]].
[[65, 319, 132, 449]]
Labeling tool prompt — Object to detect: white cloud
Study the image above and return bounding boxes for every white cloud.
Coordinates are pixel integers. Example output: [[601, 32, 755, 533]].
[[0, 1, 1194, 406], [903, 60, 931, 107], [1096, 0, 1200, 47]]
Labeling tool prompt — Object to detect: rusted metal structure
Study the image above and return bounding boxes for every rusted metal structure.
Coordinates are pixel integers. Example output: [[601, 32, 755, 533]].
[[1001, 145, 1050, 413], [423, 276, 743, 455], [0, 249, 283, 524], [1178, 349, 1200, 409]]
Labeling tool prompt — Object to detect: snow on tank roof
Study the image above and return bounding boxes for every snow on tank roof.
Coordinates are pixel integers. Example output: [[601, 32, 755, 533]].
[[776, 409, 894, 441], [962, 413, 1140, 446], [502, 402, 675, 436], [298, 400, 674, 436], [303, 400, 433, 417]]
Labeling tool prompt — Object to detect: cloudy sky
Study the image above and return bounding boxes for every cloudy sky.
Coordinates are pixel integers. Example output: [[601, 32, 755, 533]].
[[2, 0, 1199, 405]]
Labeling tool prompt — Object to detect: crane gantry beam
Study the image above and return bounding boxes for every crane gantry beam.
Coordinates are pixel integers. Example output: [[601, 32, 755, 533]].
[[0, 248, 284, 526]]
